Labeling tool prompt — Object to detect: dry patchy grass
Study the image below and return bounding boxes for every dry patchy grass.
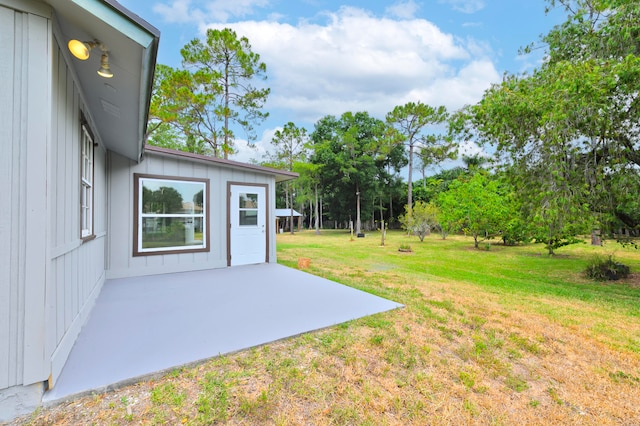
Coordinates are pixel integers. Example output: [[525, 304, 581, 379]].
[[12, 231, 640, 425]]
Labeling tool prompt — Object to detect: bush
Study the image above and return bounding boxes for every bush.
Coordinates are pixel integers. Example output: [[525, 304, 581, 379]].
[[398, 243, 412, 252], [399, 202, 438, 242], [585, 255, 630, 281]]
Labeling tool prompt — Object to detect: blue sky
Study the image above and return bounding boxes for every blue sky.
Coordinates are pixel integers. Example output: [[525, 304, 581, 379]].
[[120, 0, 566, 163]]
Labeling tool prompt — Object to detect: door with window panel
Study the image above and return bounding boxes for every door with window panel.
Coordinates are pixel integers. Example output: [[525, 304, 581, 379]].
[[229, 184, 267, 265]]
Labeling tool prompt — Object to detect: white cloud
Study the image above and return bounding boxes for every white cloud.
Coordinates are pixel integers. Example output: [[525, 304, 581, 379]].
[[153, 0, 201, 24], [439, 0, 485, 14], [229, 127, 279, 164], [200, 7, 499, 125], [385, 0, 421, 19], [153, 0, 269, 24], [404, 59, 500, 110]]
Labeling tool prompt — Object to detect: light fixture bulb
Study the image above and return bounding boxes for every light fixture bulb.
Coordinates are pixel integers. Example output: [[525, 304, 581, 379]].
[[97, 52, 114, 78], [68, 40, 95, 60]]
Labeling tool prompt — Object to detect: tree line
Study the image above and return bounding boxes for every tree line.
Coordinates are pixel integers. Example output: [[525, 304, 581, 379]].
[[147, 0, 640, 254]]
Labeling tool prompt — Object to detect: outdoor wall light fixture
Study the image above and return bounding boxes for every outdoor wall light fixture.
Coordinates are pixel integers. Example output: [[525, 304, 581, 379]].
[[68, 39, 114, 78], [96, 53, 113, 78], [67, 39, 97, 60]]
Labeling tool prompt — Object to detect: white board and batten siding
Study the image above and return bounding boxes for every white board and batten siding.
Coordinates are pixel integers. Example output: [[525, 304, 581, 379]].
[[0, 0, 52, 395], [46, 39, 109, 387], [0, 0, 108, 402], [107, 150, 277, 279]]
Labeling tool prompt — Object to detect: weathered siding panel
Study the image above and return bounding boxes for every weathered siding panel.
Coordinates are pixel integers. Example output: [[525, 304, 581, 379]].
[[45, 39, 107, 387], [107, 151, 276, 278]]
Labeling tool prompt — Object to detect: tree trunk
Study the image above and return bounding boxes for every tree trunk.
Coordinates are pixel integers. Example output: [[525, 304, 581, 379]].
[[314, 184, 320, 234], [355, 184, 362, 235], [223, 63, 230, 159], [289, 183, 294, 235], [407, 141, 414, 212]]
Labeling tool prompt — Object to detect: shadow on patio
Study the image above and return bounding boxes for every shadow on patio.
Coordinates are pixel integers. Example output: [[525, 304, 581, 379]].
[[44, 263, 402, 404]]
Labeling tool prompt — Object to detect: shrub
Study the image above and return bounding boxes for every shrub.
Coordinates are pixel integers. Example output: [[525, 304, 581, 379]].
[[585, 255, 630, 281], [398, 243, 412, 252], [399, 202, 438, 242]]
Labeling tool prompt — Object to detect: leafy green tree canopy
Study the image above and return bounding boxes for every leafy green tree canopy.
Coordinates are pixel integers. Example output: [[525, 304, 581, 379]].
[[399, 201, 439, 242], [268, 122, 309, 234], [437, 172, 514, 249], [386, 102, 452, 211], [311, 112, 405, 229], [147, 29, 269, 158], [470, 0, 639, 244]]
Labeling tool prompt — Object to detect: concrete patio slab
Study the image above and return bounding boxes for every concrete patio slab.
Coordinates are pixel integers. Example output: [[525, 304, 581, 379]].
[[43, 263, 402, 404]]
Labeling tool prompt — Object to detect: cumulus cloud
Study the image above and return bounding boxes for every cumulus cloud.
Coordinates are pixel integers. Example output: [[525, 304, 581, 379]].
[[152, 0, 200, 24], [385, 0, 421, 19], [439, 0, 485, 14], [201, 6, 498, 126], [230, 127, 279, 164], [153, 0, 269, 24], [150, 3, 501, 144]]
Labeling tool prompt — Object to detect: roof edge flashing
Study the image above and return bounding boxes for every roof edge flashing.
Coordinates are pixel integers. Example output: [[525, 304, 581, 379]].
[[144, 146, 299, 181], [69, 0, 158, 47]]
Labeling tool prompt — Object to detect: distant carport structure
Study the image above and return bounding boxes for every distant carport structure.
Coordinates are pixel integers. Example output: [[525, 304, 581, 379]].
[[276, 208, 303, 232]]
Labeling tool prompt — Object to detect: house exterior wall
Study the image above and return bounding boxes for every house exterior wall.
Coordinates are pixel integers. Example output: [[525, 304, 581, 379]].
[[45, 37, 108, 388], [0, 0, 52, 417], [0, 2, 108, 418], [107, 151, 277, 279]]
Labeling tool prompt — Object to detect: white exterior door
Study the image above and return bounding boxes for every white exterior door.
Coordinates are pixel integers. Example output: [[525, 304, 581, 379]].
[[230, 184, 267, 266]]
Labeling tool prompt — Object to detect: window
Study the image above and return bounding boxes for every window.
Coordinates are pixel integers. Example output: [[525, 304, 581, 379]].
[[80, 124, 94, 239], [134, 174, 209, 255], [238, 193, 259, 226]]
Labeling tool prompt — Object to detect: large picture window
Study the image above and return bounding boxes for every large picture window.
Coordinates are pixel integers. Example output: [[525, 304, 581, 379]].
[[134, 174, 209, 255], [80, 124, 94, 239]]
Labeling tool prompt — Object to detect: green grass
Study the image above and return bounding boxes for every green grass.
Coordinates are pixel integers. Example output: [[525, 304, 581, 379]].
[[279, 230, 640, 320], [22, 229, 640, 425]]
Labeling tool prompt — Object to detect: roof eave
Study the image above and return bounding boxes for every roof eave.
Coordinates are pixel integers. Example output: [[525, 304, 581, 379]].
[[144, 146, 299, 182]]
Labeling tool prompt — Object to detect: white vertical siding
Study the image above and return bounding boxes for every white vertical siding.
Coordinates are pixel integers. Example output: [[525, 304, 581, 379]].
[[0, 4, 23, 391], [0, 4, 51, 389], [107, 151, 276, 278], [45, 40, 107, 387]]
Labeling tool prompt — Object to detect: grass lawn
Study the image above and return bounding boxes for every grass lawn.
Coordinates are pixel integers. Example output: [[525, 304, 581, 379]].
[[20, 230, 640, 425]]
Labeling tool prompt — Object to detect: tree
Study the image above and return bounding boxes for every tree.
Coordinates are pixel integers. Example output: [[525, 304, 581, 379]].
[[295, 161, 323, 234], [146, 65, 208, 154], [399, 201, 439, 242], [386, 102, 451, 212], [542, 0, 640, 236], [268, 122, 309, 234], [437, 172, 513, 249], [180, 28, 270, 158], [311, 112, 405, 233], [472, 0, 640, 244], [147, 123, 211, 155], [143, 186, 184, 214], [413, 167, 467, 204], [473, 68, 595, 253], [147, 64, 176, 141]]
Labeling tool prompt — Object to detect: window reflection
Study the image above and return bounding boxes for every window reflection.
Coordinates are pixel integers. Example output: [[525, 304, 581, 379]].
[[239, 193, 258, 209], [136, 176, 208, 254], [239, 193, 259, 226]]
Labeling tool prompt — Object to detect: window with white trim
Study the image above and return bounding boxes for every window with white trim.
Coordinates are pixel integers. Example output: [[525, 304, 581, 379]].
[[80, 124, 94, 239], [134, 174, 209, 255]]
